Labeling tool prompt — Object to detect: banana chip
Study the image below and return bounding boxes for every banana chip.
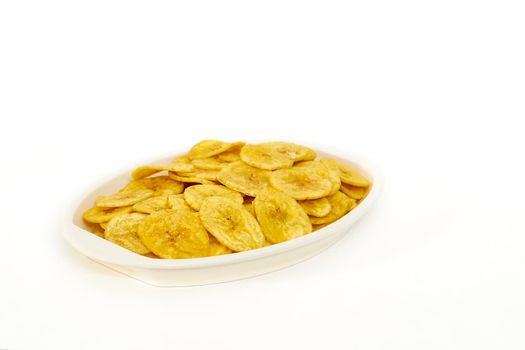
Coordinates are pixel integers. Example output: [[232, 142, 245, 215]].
[[131, 163, 194, 180], [105, 213, 150, 254], [83, 220, 105, 237], [95, 189, 154, 208], [168, 171, 216, 184], [217, 161, 272, 197], [188, 140, 245, 160], [191, 158, 227, 170], [240, 143, 294, 170], [132, 195, 170, 214], [270, 167, 332, 200], [298, 197, 332, 217], [321, 158, 369, 187], [262, 142, 316, 162], [340, 183, 368, 200], [184, 184, 243, 211], [309, 191, 356, 225], [167, 195, 193, 212], [199, 197, 265, 252], [253, 189, 312, 244], [122, 176, 184, 195], [176, 168, 220, 181], [83, 205, 133, 223], [138, 210, 210, 258], [207, 235, 233, 256], [216, 143, 243, 162]]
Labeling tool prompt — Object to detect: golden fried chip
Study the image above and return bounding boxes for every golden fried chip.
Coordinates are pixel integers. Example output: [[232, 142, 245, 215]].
[[131, 163, 194, 180], [188, 140, 245, 160], [122, 176, 184, 195], [216, 161, 272, 197], [207, 235, 233, 256], [184, 184, 243, 211], [95, 189, 154, 208], [176, 168, 220, 181], [191, 157, 227, 170], [199, 197, 265, 252], [105, 213, 150, 254], [138, 210, 210, 258], [132, 195, 170, 214], [321, 158, 369, 187], [270, 167, 332, 200], [309, 192, 356, 225], [299, 160, 340, 195], [216, 143, 243, 162], [167, 195, 193, 213], [253, 189, 312, 244], [340, 183, 368, 200], [262, 142, 316, 162], [298, 197, 332, 217], [240, 143, 294, 170], [83, 220, 105, 237], [168, 171, 215, 184], [83, 205, 133, 223]]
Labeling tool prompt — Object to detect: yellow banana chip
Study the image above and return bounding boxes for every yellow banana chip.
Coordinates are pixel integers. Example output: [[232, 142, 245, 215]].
[[176, 168, 220, 181], [217, 161, 272, 197], [199, 197, 265, 252], [95, 189, 154, 208], [184, 184, 243, 211], [240, 143, 294, 170], [309, 191, 356, 225], [253, 189, 312, 244], [83, 220, 105, 237], [298, 197, 332, 217], [261, 142, 316, 162], [131, 163, 194, 180], [105, 213, 150, 254], [188, 140, 245, 160], [83, 205, 133, 223], [132, 195, 170, 214], [138, 210, 210, 258], [122, 176, 184, 195], [167, 195, 193, 213], [298, 160, 340, 195], [191, 157, 227, 170], [168, 171, 216, 184], [270, 167, 332, 200], [207, 235, 233, 256], [216, 143, 244, 162], [321, 158, 369, 187], [340, 183, 368, 200]]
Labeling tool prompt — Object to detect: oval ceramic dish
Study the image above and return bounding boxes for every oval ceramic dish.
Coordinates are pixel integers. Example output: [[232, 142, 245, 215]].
[[62, 146, 382, 286]]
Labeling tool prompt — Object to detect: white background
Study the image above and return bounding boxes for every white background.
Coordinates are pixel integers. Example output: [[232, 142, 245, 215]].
[[1, 0, 524, 349]]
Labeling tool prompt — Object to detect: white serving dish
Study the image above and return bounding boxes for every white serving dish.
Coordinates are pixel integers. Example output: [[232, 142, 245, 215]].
[[62, 146, 382, 287]]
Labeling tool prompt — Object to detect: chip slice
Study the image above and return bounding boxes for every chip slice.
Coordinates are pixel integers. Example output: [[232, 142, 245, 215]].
[[261, 142, 316, 162], [188, 140, 245, 160], [168, 171, 216, 184], [132, 195, 170, 214], [95, 189, 154, 208], [309, 191, 356, 225], [298, 197, 332, 217], [207, 235, 233, 256], [176, 168, 220, 181], [240, 143, 294, 170], [122, 176, 184, 195], [83, 205, 133, 223], [131, 163, 194, 180], [138, 210, 210, 258], [199, 197, 265, 252], [217, 161, 272, 197], [321, 158, 369, 187], [191, 158, 228, 170], [167, 195, 193, 213], [105, 213, 150, 254], [83, 220, 106, 237], [216, 143, 243, 162], [340, 183, 368, 200], [270, 167, 332, 200], [253, 189, 312, 244], [184, 184, 243, 211]]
